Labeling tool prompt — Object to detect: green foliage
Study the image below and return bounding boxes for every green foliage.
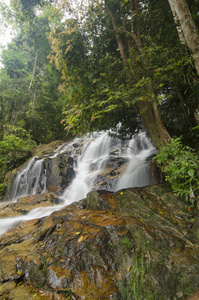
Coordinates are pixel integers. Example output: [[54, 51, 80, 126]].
[[0, 0, 15, 38], [1, 0, 199, 147], [0, 0, 66, 144], [0, 183, 7, 199], [45, 0, 199, 143], [0, 125, 37, 182], [154, 138, 199, 205]]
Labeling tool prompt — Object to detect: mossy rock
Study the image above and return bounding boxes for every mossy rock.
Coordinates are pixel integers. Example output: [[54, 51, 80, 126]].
[[0, 184, 198, 299]]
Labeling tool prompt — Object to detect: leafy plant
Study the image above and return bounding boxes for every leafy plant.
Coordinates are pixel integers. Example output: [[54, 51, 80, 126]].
[[154, 137, 199, 205], [0, 125, 37, 182]]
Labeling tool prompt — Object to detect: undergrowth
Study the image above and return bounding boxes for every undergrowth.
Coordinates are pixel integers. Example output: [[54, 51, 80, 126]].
[[154, 137, 199, 205]]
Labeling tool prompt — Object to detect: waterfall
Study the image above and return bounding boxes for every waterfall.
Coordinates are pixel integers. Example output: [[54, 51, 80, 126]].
[[61, 132, 120, 204], [114, 132, 155, 191], [0, 131, 156, 236], [10, 157, 46, 201]]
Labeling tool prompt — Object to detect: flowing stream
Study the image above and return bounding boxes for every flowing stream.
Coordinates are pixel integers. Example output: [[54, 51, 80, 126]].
[[0, 131, 156, 236]]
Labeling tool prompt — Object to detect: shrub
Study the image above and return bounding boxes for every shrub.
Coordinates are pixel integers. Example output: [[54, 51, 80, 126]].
[[154, 138, 199, 205]]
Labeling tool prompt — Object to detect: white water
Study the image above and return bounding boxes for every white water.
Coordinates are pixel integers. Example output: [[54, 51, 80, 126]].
[[10, 157, 46, 201], [61, 132, 119, 203], [114, 134, 154, 191], [0, 131, 156, 236]]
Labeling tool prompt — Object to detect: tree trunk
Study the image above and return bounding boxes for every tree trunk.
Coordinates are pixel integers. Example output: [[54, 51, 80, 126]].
[[168, 0, 186, 43], [137, 100, 171, 150], [106, 1, 171, 150], [106, 5, 128, 67], [168, 0, 199, 76], [29, 52, 38, 90]]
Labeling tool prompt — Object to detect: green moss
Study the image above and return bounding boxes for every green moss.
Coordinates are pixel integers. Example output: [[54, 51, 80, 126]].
[[55, 288, 76, 299], [85, 242, 102, 265], [26, 256, 48, 288], [119, 252, 156, 300], [121, 237, 134, 253]]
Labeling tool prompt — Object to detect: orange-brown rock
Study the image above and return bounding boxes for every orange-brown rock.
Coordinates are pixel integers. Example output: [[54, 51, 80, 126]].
[[0, 184, 198, 299], [0, 193, 62, 218]]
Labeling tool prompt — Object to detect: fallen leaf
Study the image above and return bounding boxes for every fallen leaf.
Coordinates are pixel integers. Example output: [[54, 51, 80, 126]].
[[78, 236, 84, 243]]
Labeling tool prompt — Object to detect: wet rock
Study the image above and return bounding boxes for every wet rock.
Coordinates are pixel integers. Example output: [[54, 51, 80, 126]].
[[45, 154, 76, 193], [105, 156, 129, 169], [91, 159, 128, 191], [0, 193, 62, 218], [32, 140, 64, 158], [83, 190, 111, 210], [0, 184, 198, 299]]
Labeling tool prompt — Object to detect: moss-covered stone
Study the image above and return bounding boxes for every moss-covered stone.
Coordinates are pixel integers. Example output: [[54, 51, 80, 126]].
[[0, 184, 198, 299]]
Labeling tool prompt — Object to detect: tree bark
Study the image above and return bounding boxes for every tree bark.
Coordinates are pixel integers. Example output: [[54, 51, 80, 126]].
[[137, 99, 171, 150], [168, 0, 199, 76]]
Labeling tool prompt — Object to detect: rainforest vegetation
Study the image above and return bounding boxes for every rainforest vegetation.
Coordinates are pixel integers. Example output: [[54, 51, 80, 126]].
[[0, 0, 199, 203]]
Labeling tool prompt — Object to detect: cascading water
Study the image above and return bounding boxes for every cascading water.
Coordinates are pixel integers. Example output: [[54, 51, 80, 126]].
[[61, 132, 121, 203], [10, 157, 46, 201], [0, 131, 156, 236], [114, 132, 155, 191]]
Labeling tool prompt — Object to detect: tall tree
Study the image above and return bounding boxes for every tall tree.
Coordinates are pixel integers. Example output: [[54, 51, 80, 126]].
[[2, 0, 198, 149], [46, 0, 198, 147], [104, 0, 172, 149], [0, 0, 65, 144], [168, 0, 199, 76]]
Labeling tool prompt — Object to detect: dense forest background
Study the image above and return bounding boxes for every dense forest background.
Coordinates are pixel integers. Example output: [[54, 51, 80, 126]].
[[0, 0, 199, 203]]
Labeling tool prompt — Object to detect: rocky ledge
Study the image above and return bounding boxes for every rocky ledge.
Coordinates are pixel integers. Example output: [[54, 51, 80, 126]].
[[0, 184, 199, 300]]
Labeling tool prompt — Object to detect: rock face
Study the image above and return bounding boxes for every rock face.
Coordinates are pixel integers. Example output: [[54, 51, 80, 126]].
[[0, 184, 198, 299], [45, 154, 76, 193]]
